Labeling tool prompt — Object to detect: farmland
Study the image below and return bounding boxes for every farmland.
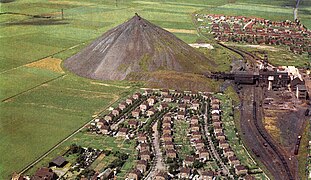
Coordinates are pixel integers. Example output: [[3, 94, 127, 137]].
[[1, 0, 310, 179]]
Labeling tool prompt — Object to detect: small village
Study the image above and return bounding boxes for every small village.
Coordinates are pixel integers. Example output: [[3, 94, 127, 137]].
[[14, 88, 267, 180], [196, 14, 311, 55]]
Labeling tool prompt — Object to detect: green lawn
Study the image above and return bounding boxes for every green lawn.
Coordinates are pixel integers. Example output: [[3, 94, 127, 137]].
[[174, 120, 194, 160]]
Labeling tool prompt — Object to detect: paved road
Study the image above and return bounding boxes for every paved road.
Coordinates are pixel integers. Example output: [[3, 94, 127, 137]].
[[145, 121, 166, 179]]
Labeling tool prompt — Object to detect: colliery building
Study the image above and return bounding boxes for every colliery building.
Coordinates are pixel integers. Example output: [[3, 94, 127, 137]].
[[209, 65, 308, 100]]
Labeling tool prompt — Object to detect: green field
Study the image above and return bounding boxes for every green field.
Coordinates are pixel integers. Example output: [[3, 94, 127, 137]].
[[1, 0, 310, 179]]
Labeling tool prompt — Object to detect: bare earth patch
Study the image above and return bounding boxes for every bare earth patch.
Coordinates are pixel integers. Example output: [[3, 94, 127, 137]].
[[25, 57, 64, 73], [225, 43, 279, 51], [164, 28, 197, 34]]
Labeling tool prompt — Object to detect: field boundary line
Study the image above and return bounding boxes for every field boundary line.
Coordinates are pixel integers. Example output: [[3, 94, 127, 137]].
[[1, 74, 66, 102], [18, 93, 124, 175], [0, 42, 86, 75]]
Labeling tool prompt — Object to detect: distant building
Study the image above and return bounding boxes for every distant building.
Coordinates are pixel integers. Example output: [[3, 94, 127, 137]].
[[201, 171, 214, 180], [49, 156, 67, 168], [31, 167, 58, 180], [296, 85, 308, 99], [155, 171, 169, 180], [127, 169, 142, 180]]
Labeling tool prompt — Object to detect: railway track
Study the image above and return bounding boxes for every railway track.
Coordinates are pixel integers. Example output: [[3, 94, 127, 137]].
[[215, 42, 295, 179], [252, 87, 294, 180]]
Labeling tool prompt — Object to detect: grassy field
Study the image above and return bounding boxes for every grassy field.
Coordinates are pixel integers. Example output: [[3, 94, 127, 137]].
[[1, 0, 310, 179], [173, 120, 194, 160]]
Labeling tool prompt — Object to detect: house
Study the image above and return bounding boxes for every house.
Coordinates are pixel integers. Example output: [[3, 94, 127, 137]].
[[198, 149, 209, 161], [163, 113, 172, 121], [128, 119, 138, 129], [178, 104, 187, 112], [97, 119, 108, 127], [211, 103, 220, 110], [163, 95, 172, 103], [155, 171, 169, 180], [163, 126, 172, 135], [140, 150, 151, 161], [137, 133, 147, 143], [164, 141, 174, 149], [127, 169, 142, 180], [212, 114, 220, 121], [118, 102, 127, 111], [144, 89, 153, 96], [190, 116, 199, 125], [132, 109, 141, 118], [162, 134, 173, 142], [139, 102, 149, 112], [296, 85, 308, 99], [211, 98, 220, 105], [191, 100, 200, 110], [104, 113, 114, 122], [31, 167, 58, 180], [179, 167, 191, 179], [139, 143, 150, 151], [191, 131, 201, 140], [161, 89, 170, 96], [212, 119, 222, 127], [183, 156, 195, 167], [215, 132, 226, 141], [117, 128, 128, 137], [159, 103, 168, 111], [177, 111, 185, 120], [190, 124, 200, 132], [219, 139, 229, 149], [147, 96, 157, 106], [100, 125, 110, 135], [201, 171, 214, 180], [223, 147, 234, 157], [183, 96, 191, 103], [194, 139, 205, 150], [162, 119, 171, 127], [147, 108, 157, 117], [213, 124, 223, 134], [49, 156, 67, 168], [136, 160, 147, 173], [126, 97, 135, 105], [11, 172, 25, 180], [97, 168, 113, 179], [244, 175, 256, 180], [235, 165, 248, 175], [228, 155, 240, 167], [112, 108, 121, 116], [166, 149, 177, 159], [133, 92, 142, 100]]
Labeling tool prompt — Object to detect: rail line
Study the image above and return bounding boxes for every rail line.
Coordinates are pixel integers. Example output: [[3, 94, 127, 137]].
[[252, 87, 294, 180], [216, 42, 294, 179]]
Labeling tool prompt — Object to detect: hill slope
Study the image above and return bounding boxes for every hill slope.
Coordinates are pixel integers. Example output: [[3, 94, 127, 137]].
[[64, 14, 212, 80]]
